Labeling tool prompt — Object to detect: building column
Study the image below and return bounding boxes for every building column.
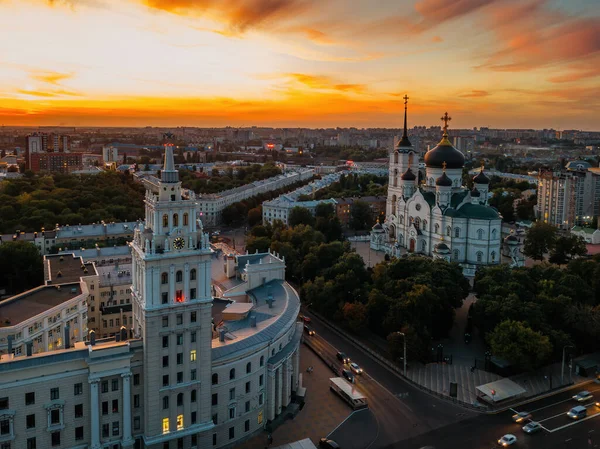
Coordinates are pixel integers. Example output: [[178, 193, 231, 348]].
[[89, 379, 101, 449], [275, 366, 283, 416], [292, 350, 300, 392], [121, 372, 134, 447], [285, 358, 292, 406], [184, 263, 190, 300], [281, 360, 289, 408], [267, 370, 276, 421]]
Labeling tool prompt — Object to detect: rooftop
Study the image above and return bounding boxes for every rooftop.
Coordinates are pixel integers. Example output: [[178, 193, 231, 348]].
[[46, 254, 94, 285], [55, 221, 137, 240], [0, 283, 82, 328], [58, 245, 132, 262], [96, 263, 133, 287]]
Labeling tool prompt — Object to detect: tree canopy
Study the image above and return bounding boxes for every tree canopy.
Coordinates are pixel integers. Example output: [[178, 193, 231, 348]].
[[488, 320, 553, 371], [523, 222, 557, 260], [0, 241, 43, 295]]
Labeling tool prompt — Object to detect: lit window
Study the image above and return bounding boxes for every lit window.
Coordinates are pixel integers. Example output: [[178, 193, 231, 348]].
[[190, 350, 196, 362], [176, 414, 184, 431], [162, 418, 169, 434]]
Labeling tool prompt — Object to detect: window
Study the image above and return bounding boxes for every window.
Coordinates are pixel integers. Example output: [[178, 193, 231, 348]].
[[414, 217, 421, 230], [191, 369, 197, 381], [446, 226, 451, 237], [190, 311, 196, 323], [191, 411, 197, 424], [163, 355, 169, 367], [27, 438, 36, 449], [163, 443, 169, 449], [246, 362, 251, 374], [454, 227, 460, 238], [162, 316, 169, 328], [134, 373, 140, 386], [477, 228, 484, 240], [213, 433, 217, 446], [212, 373, 218, 385], [245, 381, 251, 394], [50, 409, 60, 425], [51, 431, 60, 446], [212, 393, 218, 406], [162, 293, 168, 304], [229, 407, 235, 419], [163, 375, 169, 387], [176, 271, 183, 283], [183, 213, 189, 226], [492, 229, 497, 239], [162, 418, 169, 434], [476, 251, 483, 263], [25, 392, 35, 405], [112, 399, 118, 413], [229, 368, 235, 380], [163, 214, 168, 228], [177, 334, 183, 345], [50, 388, 59, 400], [229, 388, 235, 401], [176, 314, 183, 326], [259, 374, 264, 387], [102, 401, 109, 415], [173, 214, 179, 227], [245, 401, 250, 413], [229, 427, 234, 440], [178, 439, 184, 449], [245, 419, 250, 432], [176, 414, 183, 431], [112, 421, 119, 436], [434, 223, 440, 234], [453, 249, 459, 261], [102, 423, 109, 438], [112, 379, 119, 391], [190, 288, 196, 300], [134, 394, 140, 408], [191, 390, 197, 403], [177, 353, 183, 365], [191, 332, 196, 343], [491, 251, 496, 262], [260, 356, 264, 367], [259, 392, 264, 405], [74, 383, 83, 396], [190, 269, 196, 280], [75, 403, 83, 418], [75, 426, 83, 441], [161, 272, 168, 284], [134, 417, 140, 430], [162, 335, 169, 348], [26, 414, 36, 429], [177, 372, 183, 384], [101, 381, 108, 393], [190, 350, 196, 362], [177, 393, 183, 407]]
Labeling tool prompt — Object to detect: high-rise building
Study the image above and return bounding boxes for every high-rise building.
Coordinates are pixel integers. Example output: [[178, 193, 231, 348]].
[[25, 133, 48, 169]]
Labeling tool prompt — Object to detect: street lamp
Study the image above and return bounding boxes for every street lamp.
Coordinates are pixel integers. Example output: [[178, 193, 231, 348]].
[[393, 332, 407, 376], [561, 345, 574, 385]]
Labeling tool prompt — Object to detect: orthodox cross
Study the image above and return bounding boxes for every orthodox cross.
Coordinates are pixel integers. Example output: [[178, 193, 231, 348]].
[[442, 161, 447, 171], [403, 94, 409, 107], [441, 112, 451, 134]]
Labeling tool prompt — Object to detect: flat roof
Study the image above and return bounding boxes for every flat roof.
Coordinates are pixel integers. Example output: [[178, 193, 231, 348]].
[[96, 263, 132, 287], [476, 378, 526, 402], [46, 254, 91, 284], [273, 439, 317, 449], [0, 283, 82, 328]]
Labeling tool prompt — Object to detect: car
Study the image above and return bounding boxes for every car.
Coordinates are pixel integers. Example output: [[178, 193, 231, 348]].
[[302, 316, 311, 324], [567, 406, 587, 419], [304, 325, 315, 336], [349, 362, 363, 375], [336, 352, 350, 364], [522, 421, 542, 434], [341, 369, 355, 383], [512, 411, 532, 423], [573, 390, 593, 402], [319, 439, 340, 449], [498, 434, 517, 446], [596, 401, 600, 408]]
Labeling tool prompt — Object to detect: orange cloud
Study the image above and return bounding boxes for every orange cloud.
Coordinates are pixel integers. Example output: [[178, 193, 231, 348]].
[[286, 73, 367, 94], [414, 0, 493, 25], [17, 88, 81, 97], [459, 90, 490, 98], [30, 71, 74, 85]]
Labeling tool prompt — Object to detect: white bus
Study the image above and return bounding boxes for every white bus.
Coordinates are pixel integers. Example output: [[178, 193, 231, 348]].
[[329, 377, 368, 410]]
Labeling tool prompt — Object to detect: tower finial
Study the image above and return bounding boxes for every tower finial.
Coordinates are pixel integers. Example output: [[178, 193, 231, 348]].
[[480, 160, 485, 171], [397, 94, 412, 148], [442, 161, 447, 171], [441, 112, 451, 137], [161, 133, 178, 183]]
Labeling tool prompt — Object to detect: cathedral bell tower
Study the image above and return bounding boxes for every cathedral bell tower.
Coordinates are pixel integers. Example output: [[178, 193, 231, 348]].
[[130, 136, 214, 448]]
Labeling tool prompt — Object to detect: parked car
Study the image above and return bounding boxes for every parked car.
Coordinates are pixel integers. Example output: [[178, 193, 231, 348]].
[[567, 406, 587, 419], [498, 434, 517, 446], [302, 316, 311, 324], [336, 352, 350, 364], [511, 411, 532, 423], [572, 391, 593, 402], [342, 369, 354, 383], [522, 421, 542, 434], [319, 439, 340, 449], [349, 362, 363, 375], [304, 325, 315, 336]]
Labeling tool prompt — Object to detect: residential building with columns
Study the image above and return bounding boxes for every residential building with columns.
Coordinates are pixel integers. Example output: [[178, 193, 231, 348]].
[[0, 145, 303, 449]]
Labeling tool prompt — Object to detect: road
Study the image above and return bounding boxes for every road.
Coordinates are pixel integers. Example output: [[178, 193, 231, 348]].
[[303, 311, 476, 448]]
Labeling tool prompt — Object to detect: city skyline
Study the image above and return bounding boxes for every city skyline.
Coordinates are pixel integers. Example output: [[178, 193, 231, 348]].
[[1, 0, 599, 129]]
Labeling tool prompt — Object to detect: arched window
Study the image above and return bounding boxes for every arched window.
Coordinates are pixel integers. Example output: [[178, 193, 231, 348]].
[[162, 214, 168, 228], [434, 223, 440, 234], [414, 217, 421, 230], [212, 373, 218, 385], [173, 214, 179, 227], [399, 215, 404, 225], [429, 177, 434, 186], [491, 229, 497, 239], [454, 227, 460, 238], [446, 226, 451, 237], [476, 251, 483, 263], [409, 216, 414, 225], [229, 368, 235, 380], [423, 220, 427, 230], [394, 152, 398, 164], [183, 213, 189, 226], [161, 272, 168, 285], [477, 229, 484, 240], [398, 233, 404, 245], [421, 240, 426, 252], [392, 195, 397, 216], [491, 251, 496, 262], [246, 362, 251, 374], [393, 169, 398, 187], [177, 393, 183, 406], [190, 269, 196, 281], [176, 271, 183, 283], [260, 356, 264, 367], [453, 249, 459, 261], [408, 152, 414, 166]]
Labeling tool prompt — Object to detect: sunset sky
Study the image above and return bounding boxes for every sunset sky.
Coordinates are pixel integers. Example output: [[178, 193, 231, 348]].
[[0, 0, 599, 129]]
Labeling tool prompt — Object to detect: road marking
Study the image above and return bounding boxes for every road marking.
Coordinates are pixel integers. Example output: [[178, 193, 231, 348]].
[[509, 407, 518, 413], [539, 411, 570, 423], [528, 387, 600, 413], [326, 409, 361, 438], [548, 411, 600, 433], [565, 438, 572, 442]]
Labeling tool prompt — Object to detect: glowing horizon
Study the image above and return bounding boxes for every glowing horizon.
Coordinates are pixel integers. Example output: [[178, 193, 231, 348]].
[[1, 0, 599, 130]]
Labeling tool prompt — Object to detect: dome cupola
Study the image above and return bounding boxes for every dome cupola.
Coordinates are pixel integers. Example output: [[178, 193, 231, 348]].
[[401, 167, 416, 181], [473, 163, 490, 184], [435, 163, 452, 187], [424, 112, 465, 169], [396, 94, 412, 150]]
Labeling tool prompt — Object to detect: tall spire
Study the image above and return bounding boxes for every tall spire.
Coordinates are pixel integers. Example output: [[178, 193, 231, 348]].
[[161, 133, 179, 183], [397, 94, 412, 148]]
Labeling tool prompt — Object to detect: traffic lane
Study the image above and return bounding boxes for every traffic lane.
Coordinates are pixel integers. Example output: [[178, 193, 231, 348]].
[[304, 313, 475, 429], [327, 409, 379, 449], [508, 382, 598, 416], [536, 402, 600, 432]]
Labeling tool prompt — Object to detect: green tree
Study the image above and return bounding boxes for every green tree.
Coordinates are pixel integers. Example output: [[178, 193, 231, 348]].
[[342, 302, 368, 333], [0, 241, 44, 295], [549, 235, 587, 266], [523, 222, 557, 260], [247, 207, 263, 228], [488, 320, 552, 371], [288, 206, 315, 228], [349, 200, 373, 231]]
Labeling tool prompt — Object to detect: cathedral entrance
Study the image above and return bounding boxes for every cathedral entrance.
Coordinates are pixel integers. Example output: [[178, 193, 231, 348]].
[[409, 239, 415, 252]]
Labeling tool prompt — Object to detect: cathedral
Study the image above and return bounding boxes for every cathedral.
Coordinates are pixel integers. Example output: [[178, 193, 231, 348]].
[[371, 97, 502, 273]]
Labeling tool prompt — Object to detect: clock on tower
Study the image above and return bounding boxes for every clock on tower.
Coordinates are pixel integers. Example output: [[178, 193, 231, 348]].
[[173, 237, 185, 250]]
